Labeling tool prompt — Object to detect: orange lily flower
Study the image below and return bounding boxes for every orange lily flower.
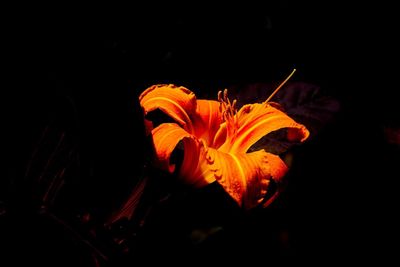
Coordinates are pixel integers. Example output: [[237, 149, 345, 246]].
[[139, 77, 309, 209]]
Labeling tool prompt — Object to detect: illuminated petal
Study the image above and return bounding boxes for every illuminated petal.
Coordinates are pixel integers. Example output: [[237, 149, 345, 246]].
[[139, 84, 197, 133], [219, 103, 310, 153], [151, 123, 215, 187], [191, 99, 225, 146], [261, 152, 289, 208], [179, 139, 216, 188], [200, 148, 288, 209], [151, 123, 193, 173]]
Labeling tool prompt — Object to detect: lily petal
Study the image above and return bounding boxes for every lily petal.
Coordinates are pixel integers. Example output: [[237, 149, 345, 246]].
[[200, 147, 288, 209], [151, 123, 215, 187], [219, 103, 310, 153], [151, 123, 193, 173], [139, 84, 197, 133], [191, 99, 225, 146]]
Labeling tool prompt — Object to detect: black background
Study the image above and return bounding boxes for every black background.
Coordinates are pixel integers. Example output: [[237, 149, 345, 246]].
[[3, 1, 399, 265]]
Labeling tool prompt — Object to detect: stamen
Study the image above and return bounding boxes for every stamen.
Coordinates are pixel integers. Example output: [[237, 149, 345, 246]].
[[223, 89, 228, 103], [218, 89, 238, 119], [217, 88, 239, 139], [265, 69, 296, 103], [232, 99, 237, 111]]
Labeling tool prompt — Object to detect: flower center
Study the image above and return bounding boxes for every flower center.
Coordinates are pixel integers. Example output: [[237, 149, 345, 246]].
[[218, 89, 239, 139]]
